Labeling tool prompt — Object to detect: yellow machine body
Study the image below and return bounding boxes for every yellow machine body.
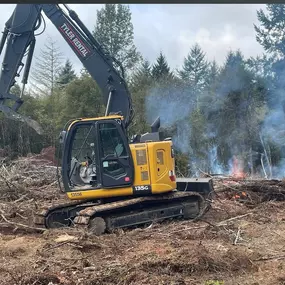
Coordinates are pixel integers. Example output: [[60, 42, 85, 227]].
[[66, 138, 176, 201]]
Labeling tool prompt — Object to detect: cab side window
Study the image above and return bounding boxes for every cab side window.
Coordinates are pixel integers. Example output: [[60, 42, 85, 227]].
[[99, 123, 127, 158]]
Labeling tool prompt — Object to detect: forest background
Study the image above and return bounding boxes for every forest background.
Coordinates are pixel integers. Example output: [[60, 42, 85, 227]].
[[1, 4, 285, 179]]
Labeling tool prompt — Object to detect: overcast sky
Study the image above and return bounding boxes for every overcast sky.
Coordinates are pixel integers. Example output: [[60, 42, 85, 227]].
[[0, 4, 266, 77]]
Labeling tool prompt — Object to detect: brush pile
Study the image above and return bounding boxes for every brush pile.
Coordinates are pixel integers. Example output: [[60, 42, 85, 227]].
[[0, 146, 61, 202], [213, 177, 285, 204], [0, 148, 66, 235]]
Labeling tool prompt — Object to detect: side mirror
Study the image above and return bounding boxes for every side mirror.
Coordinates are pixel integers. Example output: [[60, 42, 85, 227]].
[[59, 131, 66, 144]]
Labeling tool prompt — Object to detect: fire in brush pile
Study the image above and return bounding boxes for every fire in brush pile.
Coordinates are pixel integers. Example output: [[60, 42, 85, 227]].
[[231, 156, 247, 179], [205, 155, 285, 204], [213, 175, 285, 205]]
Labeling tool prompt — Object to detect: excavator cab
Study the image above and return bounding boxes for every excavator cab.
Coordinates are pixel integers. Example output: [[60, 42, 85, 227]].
[[61, 116, 134, 195]]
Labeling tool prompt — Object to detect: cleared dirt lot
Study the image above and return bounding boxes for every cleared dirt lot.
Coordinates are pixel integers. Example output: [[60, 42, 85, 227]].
[[0, 158, 284, 285]]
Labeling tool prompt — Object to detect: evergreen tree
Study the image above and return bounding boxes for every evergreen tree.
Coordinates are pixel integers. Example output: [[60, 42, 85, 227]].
[[129, 59, 154, 135], [254, 4, 285, 110], [254, 4, 285, 56], [213, 51, 267, 170], [188, 108, 208, 175], [131, 59, 152, 88], [56, 59, 77, 87], [151, 52, 173, 81], [254, 5, 285, 176], [60, 74, 105, 123], [202, 60, 220, 153], [93, 4, 141, 72], [176, 46, 210, 174], [178, 44, 208, 109], [178, 44, 208, 90], [207, 60, 219, 86], [202, 60, 220, 106], [246, 55, 272, 79]]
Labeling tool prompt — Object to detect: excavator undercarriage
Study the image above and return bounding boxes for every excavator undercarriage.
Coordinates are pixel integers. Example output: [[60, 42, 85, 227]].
[[34, 179, 213, 235]]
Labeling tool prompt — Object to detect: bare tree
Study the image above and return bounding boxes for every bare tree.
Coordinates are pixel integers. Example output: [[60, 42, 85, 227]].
[[30, 36, 64, 147], [31, 36, 63, 97]]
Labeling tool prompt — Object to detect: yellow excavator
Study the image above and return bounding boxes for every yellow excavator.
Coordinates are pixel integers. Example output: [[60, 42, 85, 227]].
[[0, 4, 213, 235]]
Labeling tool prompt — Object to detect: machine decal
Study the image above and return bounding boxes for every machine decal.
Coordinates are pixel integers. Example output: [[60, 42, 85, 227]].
[[59, 23, 90, 58], [70, 192, 83, 197], [133, 185, 151, 195]]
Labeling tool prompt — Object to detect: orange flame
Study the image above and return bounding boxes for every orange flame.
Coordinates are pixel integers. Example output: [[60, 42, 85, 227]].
[[232, 191, 247, 200], [232, 156, 246, 179]]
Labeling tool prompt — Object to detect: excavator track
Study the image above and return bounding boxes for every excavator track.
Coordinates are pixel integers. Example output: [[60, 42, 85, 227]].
[[34, 191, 210, 235], [34, 200, 99, 228]]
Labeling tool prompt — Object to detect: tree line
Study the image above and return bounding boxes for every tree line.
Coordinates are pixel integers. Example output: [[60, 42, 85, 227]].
[[1, 4, 285, 178]]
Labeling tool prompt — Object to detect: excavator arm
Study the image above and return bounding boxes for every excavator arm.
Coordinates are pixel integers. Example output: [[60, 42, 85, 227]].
[[0, 4, 133, 133]]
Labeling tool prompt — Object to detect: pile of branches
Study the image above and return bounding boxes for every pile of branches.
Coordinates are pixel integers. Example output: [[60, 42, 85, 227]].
[[213, 177, 285, 204], [0, 156, 61, 202], [0, 153, 65, 233]]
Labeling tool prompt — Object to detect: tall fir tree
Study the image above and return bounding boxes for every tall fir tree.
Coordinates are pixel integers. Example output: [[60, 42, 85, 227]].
[[178, 44, 208, 109], [151, 52, 173, 81], [178, 44, 208, 90], [93, 4, 141, 72]]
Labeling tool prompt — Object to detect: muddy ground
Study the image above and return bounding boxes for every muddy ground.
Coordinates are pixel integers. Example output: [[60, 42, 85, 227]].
[[0, 158, 284, 285]]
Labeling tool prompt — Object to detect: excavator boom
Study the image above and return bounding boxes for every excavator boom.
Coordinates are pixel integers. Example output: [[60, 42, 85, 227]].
[[0, 4, 133, 130]]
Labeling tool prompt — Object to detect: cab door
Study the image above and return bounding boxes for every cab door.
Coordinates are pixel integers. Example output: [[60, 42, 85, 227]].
[[97, 119, 134, 188]]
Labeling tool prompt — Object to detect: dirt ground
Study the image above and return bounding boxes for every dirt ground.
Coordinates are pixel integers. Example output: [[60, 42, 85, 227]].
[[0, 158, 284, 285]]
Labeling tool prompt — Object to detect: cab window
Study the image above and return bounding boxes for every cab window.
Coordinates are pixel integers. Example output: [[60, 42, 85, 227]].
[[99, 123, 127, 158]]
